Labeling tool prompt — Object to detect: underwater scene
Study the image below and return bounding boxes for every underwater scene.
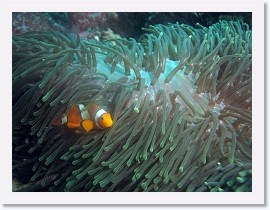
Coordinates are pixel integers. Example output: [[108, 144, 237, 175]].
[[12, 12, 252, 192]]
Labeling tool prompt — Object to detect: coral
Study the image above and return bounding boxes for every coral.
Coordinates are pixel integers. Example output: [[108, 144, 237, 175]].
[[71, 12, 109, 31], [70, 12, 139, 40], [12, 19, 252, 192], [12, 12, 69, 35]]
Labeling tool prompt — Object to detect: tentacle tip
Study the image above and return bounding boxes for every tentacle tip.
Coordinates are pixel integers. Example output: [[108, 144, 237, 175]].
[[134, 107, 140, 113]]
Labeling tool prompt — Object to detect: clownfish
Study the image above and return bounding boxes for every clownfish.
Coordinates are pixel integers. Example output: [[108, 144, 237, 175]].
[[52, 104, 113, 133]]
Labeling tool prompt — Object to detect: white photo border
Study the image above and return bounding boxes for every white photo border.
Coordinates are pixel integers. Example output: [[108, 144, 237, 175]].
[[1, 0, 265, 205]]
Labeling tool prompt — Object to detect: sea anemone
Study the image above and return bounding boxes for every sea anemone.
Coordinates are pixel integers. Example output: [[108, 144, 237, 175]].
[[12, 19, 252, 192]]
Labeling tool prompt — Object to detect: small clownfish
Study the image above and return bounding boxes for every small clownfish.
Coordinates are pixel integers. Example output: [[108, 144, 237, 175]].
[[52, 104, 113, 133]]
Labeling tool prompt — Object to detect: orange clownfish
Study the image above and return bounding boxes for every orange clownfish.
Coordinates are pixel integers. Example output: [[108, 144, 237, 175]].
[[53, 104, 113, 133]]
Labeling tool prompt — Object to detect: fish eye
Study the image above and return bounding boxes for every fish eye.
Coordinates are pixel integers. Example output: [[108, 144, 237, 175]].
[[99, 116, 104, 121]]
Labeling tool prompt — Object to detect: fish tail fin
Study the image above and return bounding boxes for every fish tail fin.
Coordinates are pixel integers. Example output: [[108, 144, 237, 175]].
[[52, 117, 62, 126]]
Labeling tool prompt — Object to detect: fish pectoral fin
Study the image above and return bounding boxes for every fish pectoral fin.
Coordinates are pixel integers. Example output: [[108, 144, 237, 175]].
[[81, 120, 94, 132]]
